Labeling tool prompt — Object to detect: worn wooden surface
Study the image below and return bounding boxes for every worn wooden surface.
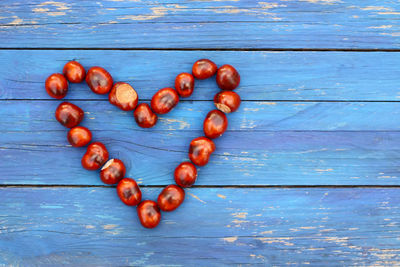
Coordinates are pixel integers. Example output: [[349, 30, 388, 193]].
[[1, 0, 400, 266], [0, 0, 400, 49], [1, 187, 400, 266]]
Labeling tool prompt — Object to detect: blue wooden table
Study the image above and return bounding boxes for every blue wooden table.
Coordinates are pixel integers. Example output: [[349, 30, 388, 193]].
[[1, 0, 400, 265]]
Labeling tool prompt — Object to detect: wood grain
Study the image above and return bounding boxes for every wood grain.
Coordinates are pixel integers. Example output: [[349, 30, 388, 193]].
[[0, 187, 399, 266], [0, 0, 400, 49], [1, 100, 400, 185], [1, 1, 399, 265], [1, 50, 400, 101]]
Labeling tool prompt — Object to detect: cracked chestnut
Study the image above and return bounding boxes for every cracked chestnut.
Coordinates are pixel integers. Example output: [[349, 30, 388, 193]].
[[189, 137, 216, 166], [203, 109, 228, 139], [86, 66, 113, 94], [67, 126, 92, 147], [151, 88, 179, 114], [109, 82, 138, 111], [134, 103, 158, 128], [45, 73, 68, 99], [55, 102, 84, 128], [214, 91, 241, 113], [137, 200, 161, 228], [117, 178, 142, 206], [216, 64, 240, 90], [157, 185, 185, 212], [63, 61, 86, 83], [100, 158, 126, 185], [174, 162, 197, 188], [175, 72, 195, 97], [81, 142, 109, 171], [192, 59, 217, 80]]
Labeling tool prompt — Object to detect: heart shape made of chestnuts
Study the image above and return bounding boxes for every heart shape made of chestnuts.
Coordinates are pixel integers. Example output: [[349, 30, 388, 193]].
[[45, 59, 241, 228]]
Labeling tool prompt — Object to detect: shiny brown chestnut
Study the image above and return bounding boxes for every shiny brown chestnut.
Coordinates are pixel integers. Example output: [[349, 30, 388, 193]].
[[100, 158, 126, 185], [55, 102, 84, 128], [174, 162, 197, 188], [63, 61, 86, 83], [117, 178, 142, 206], [109, 82, 138, 111], [86, 66, 113, 94], [192, 59, 217, 80], [216, 64, 240, 91], [203, 109, 228, 139], [134, 103, 158, 128], [81, 142, 109, 171], [67, 126, 92, 147], [150, 88, 179, 114], [45, 73, 68, 99], [157, 185, 185, 212], [214, 91, 241, 113], [175, 73, 195, 98], [137, 200, 161, 228], [189, 137, 216, 166]]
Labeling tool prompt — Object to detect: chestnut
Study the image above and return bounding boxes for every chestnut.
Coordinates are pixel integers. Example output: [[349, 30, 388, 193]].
[[45, 73, 68, 99], [203, 109, 228, 139], [175, 73, 195, 98], [189, 137, 216, 166], [109, 82, 138, 111], [67, 126, 92, 147], [134, 103, 158, 128], [150, 88, 179, 114], [63, 61, 86, 83], [81, 142, 109, 170], [116, 178, 142, 206], [157, 185, 185, 212], [137, 200, 161, 228], [192, 59, 217, 80], [214, 91, 241, 113], [100, 158, 126, 185], [216, 64, 240, 90], [86, 66, 113, 94], [174, 162, 197, 188], [55, 102, 84, 128]]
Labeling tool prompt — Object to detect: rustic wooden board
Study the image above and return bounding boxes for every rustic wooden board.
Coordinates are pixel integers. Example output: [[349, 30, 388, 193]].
[[1, 187, 399, 266], [1, 0, 400, 265], [2, 100, 400, 185], [1, 50, 400, 101], [0, 0, 400, 49]]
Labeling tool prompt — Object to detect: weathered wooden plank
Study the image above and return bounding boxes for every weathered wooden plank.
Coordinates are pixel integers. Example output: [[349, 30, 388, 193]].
[[2, 101, 400, 185], [0, 0, 400, 49], [1, 50, 400, 101], [0, 187, 399, 266]]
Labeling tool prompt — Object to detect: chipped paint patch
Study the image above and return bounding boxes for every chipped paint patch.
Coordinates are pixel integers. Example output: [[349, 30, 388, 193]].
[[255, 237, 294, 246], [361, 6, 392, 11], [259, 102, 277, 105], [187, 192, 206, 204], [39, 1, 70, 10], [85, 225, 95, 229], [160, 118, 190, 130], [221, 236, 238, 243], [259, 2, 285, 9], [260, 230, 274, 234], [32, 8, 50, 13], [368, 25, 393, 29], [315, 168, 333, 172], [119, 5, 186, 21], [103, 224, 117, 230], [217, 194, 227, 199], [302, 0, 341, 4], [232, 212, 248, 219]]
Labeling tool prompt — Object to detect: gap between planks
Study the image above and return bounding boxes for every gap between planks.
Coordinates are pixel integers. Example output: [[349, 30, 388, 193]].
[[5, 99, 400, 103], [2, 185, 400, 189], [2, 48, 400, 52]]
